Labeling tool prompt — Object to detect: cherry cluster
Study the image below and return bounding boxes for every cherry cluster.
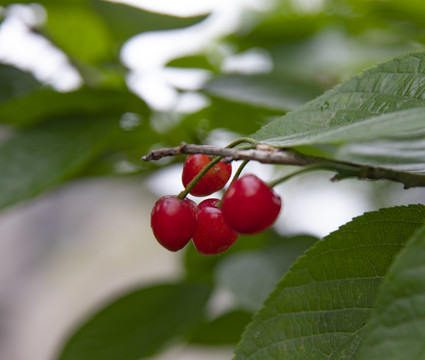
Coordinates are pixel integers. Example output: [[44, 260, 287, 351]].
[[150, 154, 282, 255]]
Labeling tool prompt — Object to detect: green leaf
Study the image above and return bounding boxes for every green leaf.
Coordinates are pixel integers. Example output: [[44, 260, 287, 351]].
[[229, 0, 424, 51], [215, 236, 317, 311], [0, 88, 149, 127], [204, 74, 324, 112], [4, 0, 207, 74], [226, 6, 338, 51], [13, 0, 207, 65], [181, 98, 282, 138], [57, 282, 211, 360], [251, 51, 425, 173], [331, 128, 425, 173], [216, 252, 283, 312], [0, 117, 118, 211], [361, 0, 425, 33], [253, 51, 425, 147], [0, 64, 41, 103], [234, 205, 425, 360], [262, 107, 425, 147], [184, 231, 275, 284], [358, 222, 425, 360], [91, 1, 208, 43], [43, 2, 115, 64], [184, 242, 222, 284], [189, 310, 253, 346], [167, 55, 217, 71]]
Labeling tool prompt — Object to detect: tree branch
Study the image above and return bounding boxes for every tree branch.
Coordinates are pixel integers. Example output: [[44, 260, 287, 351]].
[[142, 142, 313, 165], [142, 142, 425, 189]]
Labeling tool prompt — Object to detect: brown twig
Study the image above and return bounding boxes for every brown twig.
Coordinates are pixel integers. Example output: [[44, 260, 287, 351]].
[[142, 142, 313, 166], [142, 142, 425, 189]]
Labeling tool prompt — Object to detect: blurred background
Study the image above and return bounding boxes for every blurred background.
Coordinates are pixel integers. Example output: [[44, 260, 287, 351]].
[[1, 0, 425, 359]]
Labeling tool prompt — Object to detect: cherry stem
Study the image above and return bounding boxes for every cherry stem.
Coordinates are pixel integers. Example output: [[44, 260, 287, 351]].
[[176, 138, 256, 199], [267, 166, 330, 188], [177, 156, 224, 199], [231, 160, 250, 184], [225, 138, 257, 148], [267, 162, 367, 188]]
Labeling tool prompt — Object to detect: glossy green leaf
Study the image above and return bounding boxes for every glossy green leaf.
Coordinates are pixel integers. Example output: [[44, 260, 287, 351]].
[[285, 107, 425, 146], [0, 88, 149, 127], [57, 283, 211, 360], [0, 64, 41, 103], [0, 117, 118, 211], [331, 128, 425, 173], [251, 52, 425, 173], [189, 310, 253, 346], [358, 223, 425, 360], [253, 52, 425, 147], [204, 74, 324, 112], [234, 205, 425, 360]]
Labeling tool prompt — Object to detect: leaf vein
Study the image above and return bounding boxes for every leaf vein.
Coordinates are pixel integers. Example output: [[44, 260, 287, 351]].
[[245, 330, 363, 360]]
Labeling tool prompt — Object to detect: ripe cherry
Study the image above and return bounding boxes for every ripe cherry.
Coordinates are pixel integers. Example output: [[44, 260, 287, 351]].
[[151, 196, 198, 251], [221, 174, 282, 234], [198, 198, 221, 210], [193, 198, 238, 255], [182, 154, 232, 197]]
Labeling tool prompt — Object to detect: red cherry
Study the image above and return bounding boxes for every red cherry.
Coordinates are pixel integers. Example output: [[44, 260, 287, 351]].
[[151, 196, 198, 251], [221, 174, 282, 234], [193, 198, 238, 255], [182, 154, 232, 197], [198, 198, 221, 210]]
